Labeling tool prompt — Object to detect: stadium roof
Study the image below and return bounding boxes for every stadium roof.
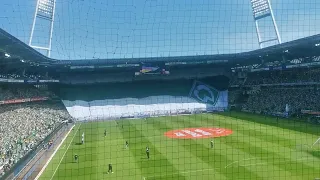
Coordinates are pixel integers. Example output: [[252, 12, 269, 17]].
[[1, 27, 320, 68]]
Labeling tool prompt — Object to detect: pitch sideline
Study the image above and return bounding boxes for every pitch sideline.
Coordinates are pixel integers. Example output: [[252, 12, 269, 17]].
[[34, 124, 76, 180]]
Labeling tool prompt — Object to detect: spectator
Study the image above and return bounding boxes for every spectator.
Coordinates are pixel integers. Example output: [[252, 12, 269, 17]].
[[0, 85, 50, 101], [245, 68, 320, 86], [0, 101, 72, 177], [242, 87, 320, 114]]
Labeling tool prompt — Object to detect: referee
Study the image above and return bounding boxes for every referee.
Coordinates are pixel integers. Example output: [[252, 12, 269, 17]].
[[146, 146, 150, 159]]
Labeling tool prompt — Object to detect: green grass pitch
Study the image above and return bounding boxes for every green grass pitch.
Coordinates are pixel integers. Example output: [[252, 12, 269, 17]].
[[39, 112, 320, 180]]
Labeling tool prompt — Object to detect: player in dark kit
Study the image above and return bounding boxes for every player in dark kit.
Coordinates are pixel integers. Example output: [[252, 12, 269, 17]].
[[74, 154, 78, 162], [104, 129, 107, 137], [108, 163, 113, 174], [210, 139, 214, 148], [146, 146, 150, 159], [125, 141, 129, 149]]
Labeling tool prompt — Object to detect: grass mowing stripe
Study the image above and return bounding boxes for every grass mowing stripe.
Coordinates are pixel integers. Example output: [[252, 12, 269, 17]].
[[39, 124, 80, 179], [84, 122, 100, 179], [95, 120, 144, 180], [185, 114, 312, 179], [181, 120, 297, 179], [209, 114, 320, 168], [154, 116, 260, 179], [173, 115, 310, 179], [157, 116, 265, 180], [136, 117, 227, 180], [38, 114, 320, 180], [113, 120, 148, 180], [50, 123, 81, 179], [219, 112, 320, 136], [35, 125, 75, 180], [194, 114, 320, 178], [212, 114, 318, 157], [215, 114, 318, 146], [120, 119, 187, 180]]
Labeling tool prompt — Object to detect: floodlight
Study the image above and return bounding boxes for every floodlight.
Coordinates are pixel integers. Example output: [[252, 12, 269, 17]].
[[250, 0, 281, 48], [29, 0, 56, 57], [38, 0, 55, 20], [4, 53, 11, 58], [251, 0, 270, 20]]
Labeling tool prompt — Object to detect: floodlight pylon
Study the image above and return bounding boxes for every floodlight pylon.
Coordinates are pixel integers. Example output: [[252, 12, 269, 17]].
[[29, 0, 56, 57], [250, 0, 281, 48]]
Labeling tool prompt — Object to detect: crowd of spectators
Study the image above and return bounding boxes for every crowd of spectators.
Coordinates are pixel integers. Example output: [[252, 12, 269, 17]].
[[0, 74, 21, 79], [242, 87, 320, 114], [0, 101, 72, 177], [228, 90, 242, 105], [245, 68, 320, 85], [230, 67, 320, 115], [0, 73, 51, 80], [0, 85, 50, 101]]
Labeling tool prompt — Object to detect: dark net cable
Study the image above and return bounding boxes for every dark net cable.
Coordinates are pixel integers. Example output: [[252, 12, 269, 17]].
[[0, 0, 319, 180]]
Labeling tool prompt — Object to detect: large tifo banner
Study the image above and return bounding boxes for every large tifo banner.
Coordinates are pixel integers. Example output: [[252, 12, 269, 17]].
[[63, 80, 228, 121], [189, 80, 228, 110]]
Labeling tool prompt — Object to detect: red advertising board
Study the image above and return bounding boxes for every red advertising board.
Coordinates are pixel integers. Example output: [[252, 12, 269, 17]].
[[1, 97, 49, 105]]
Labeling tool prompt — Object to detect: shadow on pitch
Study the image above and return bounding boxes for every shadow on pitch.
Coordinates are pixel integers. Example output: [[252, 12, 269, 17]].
[[75, 143, 82, 145]]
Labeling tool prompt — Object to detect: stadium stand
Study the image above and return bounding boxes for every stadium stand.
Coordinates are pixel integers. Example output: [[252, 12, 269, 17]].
[[227, 66, 320, 119], [245, 68, 320, 85], [0, 84, 50, 101], [242, 87, 320, 114], [0, 88, 72, 178]]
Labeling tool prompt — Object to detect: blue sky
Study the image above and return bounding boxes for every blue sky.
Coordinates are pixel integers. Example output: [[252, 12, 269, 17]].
[[0, 0, 319, 60]]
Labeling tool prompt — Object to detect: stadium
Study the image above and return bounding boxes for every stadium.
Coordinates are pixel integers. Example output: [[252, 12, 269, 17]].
[[0, 0, 320, 179]]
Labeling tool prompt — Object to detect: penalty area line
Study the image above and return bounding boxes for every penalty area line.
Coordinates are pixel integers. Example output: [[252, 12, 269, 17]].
[[34, 124, 75, 180]]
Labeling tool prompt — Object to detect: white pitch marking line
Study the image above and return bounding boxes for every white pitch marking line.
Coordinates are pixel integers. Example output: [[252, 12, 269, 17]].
[[149, 157, 312, 178], [60, 144, 66, 150], [49, 124, 81, 180], [225, 157, 257, 168], [241, 158, 309, 168], [225, 157, 310, 169], [147, 168, 216, 179], [180, 168, 215, 174], [34, 124, 75, 180]]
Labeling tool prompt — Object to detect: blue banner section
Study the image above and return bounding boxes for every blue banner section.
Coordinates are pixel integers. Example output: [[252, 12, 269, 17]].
[[189, 80, 228, 108]]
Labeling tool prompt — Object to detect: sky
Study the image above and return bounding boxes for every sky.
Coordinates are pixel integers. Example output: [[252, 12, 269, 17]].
[[0, 0, 319, 60]]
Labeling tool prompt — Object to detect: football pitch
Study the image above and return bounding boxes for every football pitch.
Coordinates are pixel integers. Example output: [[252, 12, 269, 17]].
[[39, 112, 320, 180]]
